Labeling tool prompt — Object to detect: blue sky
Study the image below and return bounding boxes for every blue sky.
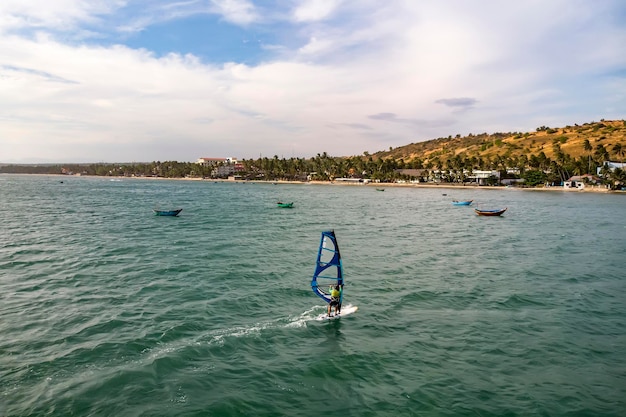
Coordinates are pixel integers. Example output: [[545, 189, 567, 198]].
[[1, 0, 625, 163]]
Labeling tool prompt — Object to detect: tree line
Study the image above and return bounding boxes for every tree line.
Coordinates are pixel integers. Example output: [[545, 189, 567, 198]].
[[2, 137, 624, 189]]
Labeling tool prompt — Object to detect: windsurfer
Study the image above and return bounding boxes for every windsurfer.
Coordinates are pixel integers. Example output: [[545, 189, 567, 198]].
[[328, 284, 343, 317]]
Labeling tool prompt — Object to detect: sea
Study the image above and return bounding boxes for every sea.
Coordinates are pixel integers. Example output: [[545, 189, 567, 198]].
[[1, 174, 625, 417]]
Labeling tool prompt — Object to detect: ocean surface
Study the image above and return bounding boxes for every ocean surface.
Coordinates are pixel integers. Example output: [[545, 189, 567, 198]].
[[1, 174, 625, 417]]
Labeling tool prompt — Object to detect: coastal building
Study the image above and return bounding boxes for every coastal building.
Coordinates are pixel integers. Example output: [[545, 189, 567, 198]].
[[597, 161, 625, 175], [394, 168, 501, 184], [196, 157, 243, 178], [564, 174, 601, 190], [214, 163, 244, 177], [196, 157, 237, 166], [467, 170, 500, 185], [395, 169, 429, 180]]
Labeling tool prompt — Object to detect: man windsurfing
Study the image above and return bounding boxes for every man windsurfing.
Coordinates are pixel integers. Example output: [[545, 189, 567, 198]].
[[327, 284, 343, 317]]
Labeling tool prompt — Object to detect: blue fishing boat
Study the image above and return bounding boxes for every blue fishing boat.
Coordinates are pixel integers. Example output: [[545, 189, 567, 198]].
[[452, 200, 473, 206], [153, 208, 182, 216], [277, 201, 294, 208], [311, 231, 358, 320]]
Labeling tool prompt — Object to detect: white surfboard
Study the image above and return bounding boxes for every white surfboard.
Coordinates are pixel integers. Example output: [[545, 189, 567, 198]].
[[315, 304, 358, 321]]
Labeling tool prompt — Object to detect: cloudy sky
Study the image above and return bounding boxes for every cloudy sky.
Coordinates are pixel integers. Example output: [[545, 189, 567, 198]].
[[1, 0, 625, 163]]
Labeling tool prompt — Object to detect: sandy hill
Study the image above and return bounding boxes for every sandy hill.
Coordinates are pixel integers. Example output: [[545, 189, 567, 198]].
[[372, 120, 626, 164]]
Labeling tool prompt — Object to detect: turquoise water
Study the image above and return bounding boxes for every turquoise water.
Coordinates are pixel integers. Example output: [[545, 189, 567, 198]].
[[1, 175, 625, 417]]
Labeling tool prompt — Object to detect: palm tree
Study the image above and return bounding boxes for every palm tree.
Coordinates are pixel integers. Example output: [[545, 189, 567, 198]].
[[594, 144, 609, 166], [583, 139, 592, 174], [572, 157, 587, 176], [612, 143, 624, 165], [611, 168, 626, 190]]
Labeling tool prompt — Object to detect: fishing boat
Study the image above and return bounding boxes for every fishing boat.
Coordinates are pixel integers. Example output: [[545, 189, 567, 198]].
[[452, 200, 473, 206], [153, 208, 182, 216], [311, 230, 357, 320], [376, 188, 385, 191], [474, 207, 507, 216], [276, 202, 294, 208]]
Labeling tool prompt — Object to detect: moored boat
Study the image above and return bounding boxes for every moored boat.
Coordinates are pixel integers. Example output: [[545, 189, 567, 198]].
[[154, 208, 182, 216], [452, 200, 473, 206], [277, 202, 294, 208], [474, 207, 507, 216]]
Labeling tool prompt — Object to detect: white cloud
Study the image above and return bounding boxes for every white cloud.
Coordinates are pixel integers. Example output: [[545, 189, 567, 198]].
[[210, 0, 257, 25], [112, 0, 258, 35], [292, 0, 342, 22], [297, 36, 333, 56], [0, 0, 625, 162], [0, 0, 121, 33]]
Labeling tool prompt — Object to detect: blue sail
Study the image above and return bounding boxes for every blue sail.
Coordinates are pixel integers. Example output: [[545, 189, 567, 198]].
[[311, 230, 344, 304]]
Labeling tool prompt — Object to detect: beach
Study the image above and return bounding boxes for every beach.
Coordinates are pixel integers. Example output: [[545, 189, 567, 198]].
[[80, 173, 620, 193], [7, 172, 620, 194]]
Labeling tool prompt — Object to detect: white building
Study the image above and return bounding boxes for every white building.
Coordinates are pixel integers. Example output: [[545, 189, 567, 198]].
[[564, 174, 601, 190], [196, 157, 238, 166], [196, 157, 243, 177], [466, 170, 500, 185], [597, 161, 625, 175]]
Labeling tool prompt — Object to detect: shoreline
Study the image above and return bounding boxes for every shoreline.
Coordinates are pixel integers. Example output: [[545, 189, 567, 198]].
[[3, 172, 621, 193]]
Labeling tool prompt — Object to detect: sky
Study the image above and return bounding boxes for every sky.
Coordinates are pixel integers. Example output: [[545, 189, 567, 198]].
[[1, 0, 625, 163]]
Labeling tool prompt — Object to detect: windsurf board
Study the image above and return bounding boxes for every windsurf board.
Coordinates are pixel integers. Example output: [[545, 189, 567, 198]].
[[315, 304, 358, 321]]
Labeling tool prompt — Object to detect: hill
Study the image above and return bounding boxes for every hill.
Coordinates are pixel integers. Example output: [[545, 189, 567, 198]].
[[372, 119, 626, 166]]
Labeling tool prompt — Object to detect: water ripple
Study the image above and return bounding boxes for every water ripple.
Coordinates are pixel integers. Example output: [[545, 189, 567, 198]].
[[1, 176, 625, 416]]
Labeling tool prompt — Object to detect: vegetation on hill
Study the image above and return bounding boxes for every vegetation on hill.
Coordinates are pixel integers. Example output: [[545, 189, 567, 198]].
[[363, 119, 626, 186], [374, 119, 626, 169], [2, 120, 625, 188]]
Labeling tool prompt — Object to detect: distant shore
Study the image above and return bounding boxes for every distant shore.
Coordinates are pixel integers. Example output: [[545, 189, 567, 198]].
[[313, 181, 616, 193], [4, 172, 622, 193], [205, 177, 617, 193]]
